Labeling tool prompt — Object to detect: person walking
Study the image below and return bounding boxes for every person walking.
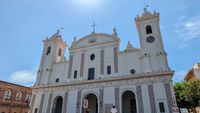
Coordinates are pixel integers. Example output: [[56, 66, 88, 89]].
[[110, 105, 118, 113]]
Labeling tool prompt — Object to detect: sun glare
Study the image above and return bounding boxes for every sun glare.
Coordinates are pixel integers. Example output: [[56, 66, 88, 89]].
[[72, 0, 102, 9], [78, 0, 99, 5]]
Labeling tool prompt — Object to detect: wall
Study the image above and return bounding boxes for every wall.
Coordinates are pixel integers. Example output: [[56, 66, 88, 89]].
[[0, 81, 32, 113]]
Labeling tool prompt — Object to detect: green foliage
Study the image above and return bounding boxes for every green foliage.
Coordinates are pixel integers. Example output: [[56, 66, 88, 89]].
[[173, 80, 200, 108], [189, 80, 200, 106]]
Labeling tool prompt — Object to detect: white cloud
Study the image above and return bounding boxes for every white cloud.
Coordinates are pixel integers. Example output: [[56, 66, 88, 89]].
[[173, 70, 187, 83], [9, 69, 37, 86], [174, 15, 200, 48]]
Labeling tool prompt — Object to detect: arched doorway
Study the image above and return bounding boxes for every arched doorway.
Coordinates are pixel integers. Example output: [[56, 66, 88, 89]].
[[82, 93, 98, 113], [34, 108, 38, 113], [52, 96, 63, 113], [122, 91, 137, 113]]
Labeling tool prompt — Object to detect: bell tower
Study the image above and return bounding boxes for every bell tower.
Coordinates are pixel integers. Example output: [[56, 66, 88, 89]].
[[35, 30, 67, 85], [135, 8, 170, 73]]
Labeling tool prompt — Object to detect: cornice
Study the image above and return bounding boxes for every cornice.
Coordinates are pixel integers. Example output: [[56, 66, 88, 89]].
[[32, 71, 174, 90], [0, 80, 31, 90], [119, 48, 141, 54]]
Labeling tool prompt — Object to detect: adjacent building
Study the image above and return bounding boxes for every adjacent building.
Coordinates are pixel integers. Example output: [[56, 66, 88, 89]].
[[184, 63, 200, 82], [0, 80, 32, 113], [30, 8, 177, 113]]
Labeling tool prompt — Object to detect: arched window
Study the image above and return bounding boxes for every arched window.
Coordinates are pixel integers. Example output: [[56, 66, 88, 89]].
[[28, 94, 32, 101], [25, 93, 31, 101], [58, 48, 62, 56], [159, 102, 165, 113], [46, 46, 51, 55], [4, 89, 12, 100], [15, 91, 23, 101], [25, 93, 29, 100], [146, 25, 152, 34]]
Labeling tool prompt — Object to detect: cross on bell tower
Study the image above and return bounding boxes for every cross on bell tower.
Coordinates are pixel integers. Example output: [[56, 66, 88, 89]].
[[91, 22, 97, 33], [144, 5, 149, 12]]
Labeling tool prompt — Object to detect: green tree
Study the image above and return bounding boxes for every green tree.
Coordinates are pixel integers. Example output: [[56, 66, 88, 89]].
[[173, 80, 200, 108], [174, 81, 191, 108], [188, 80, 200, 107]]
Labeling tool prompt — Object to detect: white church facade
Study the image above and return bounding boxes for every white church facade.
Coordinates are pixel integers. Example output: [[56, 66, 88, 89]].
[[30, 8, 177, 113]]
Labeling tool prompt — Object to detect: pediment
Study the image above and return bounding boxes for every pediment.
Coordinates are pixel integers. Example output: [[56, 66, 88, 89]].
[[69, 33, 119, 50]]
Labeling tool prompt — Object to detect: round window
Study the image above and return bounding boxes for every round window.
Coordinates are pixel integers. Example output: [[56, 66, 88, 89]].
[[90, 54, 95, 61], [130, 69, 136, 74], [146, 36, 155, 43]]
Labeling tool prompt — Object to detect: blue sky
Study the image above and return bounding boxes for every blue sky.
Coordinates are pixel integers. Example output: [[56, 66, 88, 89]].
[[0, 0, 200, 86]]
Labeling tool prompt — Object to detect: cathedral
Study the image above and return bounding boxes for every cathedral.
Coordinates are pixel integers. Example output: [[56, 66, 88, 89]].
[[30, 8, 177, 113]]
